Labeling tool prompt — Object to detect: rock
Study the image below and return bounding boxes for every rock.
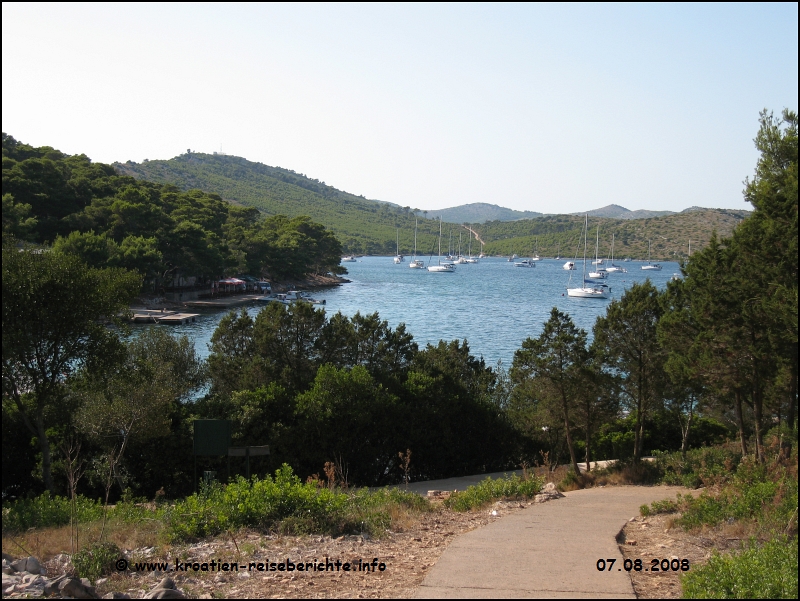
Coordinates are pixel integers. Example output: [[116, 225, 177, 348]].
[[146, 590, 186, 599], [2, 574, 21, 594], [58, 576, 100, 599], [10, 557, 28, 572], [44, 574, 70, 596], [143, 576, 185, 599], [25, 556, 43, 575], [102, 593, 133, 599], [1, 553, 14, 564], [543, 482, 558, 493]]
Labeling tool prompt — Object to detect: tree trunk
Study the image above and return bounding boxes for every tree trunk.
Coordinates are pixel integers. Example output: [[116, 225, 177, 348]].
[[561, 390, 581, 476], [634, 396, 644, 462], [734, 389, 748, 456], [36, 415, 54, 492], [680, 411, 693, 461], [585, 425, 591, 473], [788, 363, 797, 432], [753, 377, 765, 464]]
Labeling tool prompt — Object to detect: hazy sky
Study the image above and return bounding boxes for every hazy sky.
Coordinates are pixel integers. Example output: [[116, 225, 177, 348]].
[[3, 3, 797, 213]]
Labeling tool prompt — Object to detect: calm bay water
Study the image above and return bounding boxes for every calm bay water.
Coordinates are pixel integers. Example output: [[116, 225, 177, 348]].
[[150, 257, 680, 367]]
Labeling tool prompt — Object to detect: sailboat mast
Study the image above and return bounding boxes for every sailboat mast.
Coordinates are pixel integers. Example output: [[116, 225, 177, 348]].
[[413, 219, 418, 259], [438, 218, 443, 265], [582, 215, 588, 283]]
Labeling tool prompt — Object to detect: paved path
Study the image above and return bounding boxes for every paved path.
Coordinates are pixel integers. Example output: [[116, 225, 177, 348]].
[[416, 485, 689, 599]]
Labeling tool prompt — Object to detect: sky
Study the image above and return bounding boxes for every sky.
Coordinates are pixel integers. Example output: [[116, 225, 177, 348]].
[[2, 3, 797, 214]]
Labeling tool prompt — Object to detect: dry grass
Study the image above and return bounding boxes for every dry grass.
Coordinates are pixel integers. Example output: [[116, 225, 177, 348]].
[[2, 518, 162, 562]]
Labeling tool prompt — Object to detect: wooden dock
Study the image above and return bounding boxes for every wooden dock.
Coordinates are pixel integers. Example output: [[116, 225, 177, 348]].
[[131, 310, 199, 325]]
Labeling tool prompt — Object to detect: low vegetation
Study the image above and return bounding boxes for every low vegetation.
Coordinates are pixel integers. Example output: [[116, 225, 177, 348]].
[[444, 473, 544, 512]]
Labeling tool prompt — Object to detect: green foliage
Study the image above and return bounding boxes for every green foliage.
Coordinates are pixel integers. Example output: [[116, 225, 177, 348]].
[[2, 493, 104, 532], [444, 474, 543, 512], [681, 536, 798, 599], [71, 541, 122, 584], [2, 135, 343, 283], [165, 464, 430, 541], [2, 243, 141, 490], [656, 444, 743, 488], [639, 498, 679, 517]]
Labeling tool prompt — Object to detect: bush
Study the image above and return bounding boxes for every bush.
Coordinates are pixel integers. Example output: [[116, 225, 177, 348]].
[[165, 464, 431, 541], [681, 536, 798, 599], [444, 473, 543, 512], [72, 541, 122, 583], [656, 444, 742, 488], [2, 493, 104, 533]]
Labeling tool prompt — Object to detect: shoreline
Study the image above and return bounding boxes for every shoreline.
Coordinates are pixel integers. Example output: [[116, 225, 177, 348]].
[[131, 274, 350, 311]]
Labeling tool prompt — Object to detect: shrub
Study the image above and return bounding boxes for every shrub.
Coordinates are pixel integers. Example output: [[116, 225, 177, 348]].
[[165, 464, 431, 541], [2, 493, 104, 533], [681, 536, 798, 599], [444, 473, 543, 512], [656, 444, 742, 488], [72, 541, 122, 583]]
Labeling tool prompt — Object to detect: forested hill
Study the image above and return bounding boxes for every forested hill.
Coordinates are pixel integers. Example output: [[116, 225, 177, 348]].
[[115, 152, 749, 258], [476, 209, 750, 260], [115, 152, 444, 255]]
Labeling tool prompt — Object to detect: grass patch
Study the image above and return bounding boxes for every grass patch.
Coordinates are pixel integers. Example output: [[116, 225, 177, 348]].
[[681, 536, 798, 599], [444, 473, 543, 512]]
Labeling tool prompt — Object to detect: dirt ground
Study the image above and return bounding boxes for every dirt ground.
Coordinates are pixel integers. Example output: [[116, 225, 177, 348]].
[[618, 511, 750, 599], [94, 500, 531, 599]]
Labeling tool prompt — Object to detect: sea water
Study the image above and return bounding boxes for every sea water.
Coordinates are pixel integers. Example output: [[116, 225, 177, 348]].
[[148, 257, 680, 368]]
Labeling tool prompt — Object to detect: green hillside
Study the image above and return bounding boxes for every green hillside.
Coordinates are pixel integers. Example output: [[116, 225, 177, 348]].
[[475, 210, 750, 260], [116, 152, 750, 260], [115, 153, 445, 255]]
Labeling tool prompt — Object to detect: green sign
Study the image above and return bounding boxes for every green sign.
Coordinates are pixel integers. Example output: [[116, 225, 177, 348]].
[[193, 420, 232, 456]]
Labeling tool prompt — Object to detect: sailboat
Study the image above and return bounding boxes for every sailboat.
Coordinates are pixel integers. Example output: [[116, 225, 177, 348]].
[[393, 229, 404, 263], [465, 228, 478, 263], [531, 237, 541, 261], [567, 215, 610, 299], [409, 219, 424, 268], [588, 227, 608, 279], [555, 243, 561, 260], [641, 240, 662, 270], [428, 217, 456, 272], [456, 232, 467, 263], [605, 234, 627, 273]]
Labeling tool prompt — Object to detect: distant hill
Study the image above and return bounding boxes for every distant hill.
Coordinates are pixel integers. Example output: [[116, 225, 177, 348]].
[[116, 152, 750, 260], [426, 203, 543, 224], [475, 209, 750, 261], [574, 204, 675, 220]]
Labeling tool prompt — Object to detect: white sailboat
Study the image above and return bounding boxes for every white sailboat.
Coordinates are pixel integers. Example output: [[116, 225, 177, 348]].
[[641, 240, 662, 270], [409, 218, 424, 268], [456, 232, 467, 263], [605, 233, 627, 273], [531, 237, 541, 261], [567, 215, 610, 299], [428, 217, 456, 272], [393, 229, 404, 263], [588, 227, 608, 279], [465, 229, 478, 263]]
